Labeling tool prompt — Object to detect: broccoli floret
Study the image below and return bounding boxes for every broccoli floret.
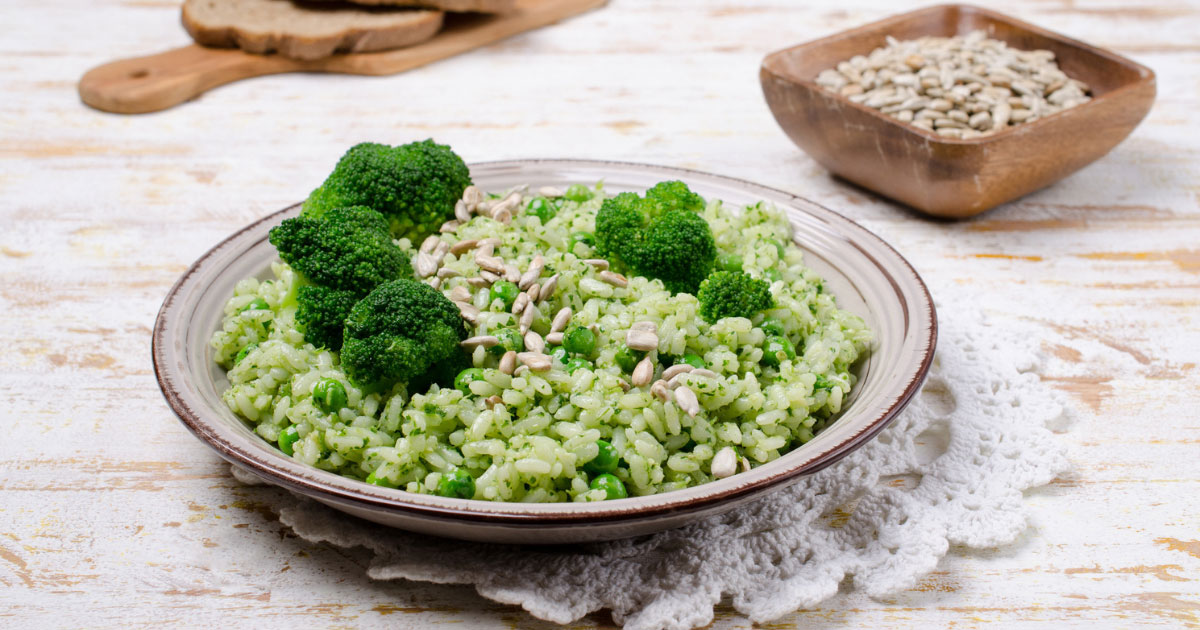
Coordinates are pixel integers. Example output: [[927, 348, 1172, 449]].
[[698, 270, 774, 322], [295, 286, 359, 351], [340, 279, 469, 391], [637, 211, 716, 294], [594, 192, 643, 263], [269, 206, 411, 348], [644, 180, 705, 215], [302, 140, 471, 242], [270, 205, 411, 296], [594, 181, 716, 294]]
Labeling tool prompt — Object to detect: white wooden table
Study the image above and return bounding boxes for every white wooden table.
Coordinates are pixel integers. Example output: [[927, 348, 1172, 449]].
[[2, 0, 1198, 627]]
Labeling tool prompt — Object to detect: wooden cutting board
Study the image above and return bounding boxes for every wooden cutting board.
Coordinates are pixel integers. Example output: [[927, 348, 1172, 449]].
[[78, 0, 606, 114]]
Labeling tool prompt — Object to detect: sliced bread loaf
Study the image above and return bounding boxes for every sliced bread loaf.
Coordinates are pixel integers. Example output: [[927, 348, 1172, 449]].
[[182, 0, 444, 61], [306, 0, 517, 13]]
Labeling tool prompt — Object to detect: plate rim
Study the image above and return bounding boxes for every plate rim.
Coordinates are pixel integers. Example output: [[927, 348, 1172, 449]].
[[152, 158, 937, 527]]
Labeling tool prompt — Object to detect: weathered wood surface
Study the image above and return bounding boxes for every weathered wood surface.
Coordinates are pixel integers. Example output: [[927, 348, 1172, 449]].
[[2, 0, 1198, 627]]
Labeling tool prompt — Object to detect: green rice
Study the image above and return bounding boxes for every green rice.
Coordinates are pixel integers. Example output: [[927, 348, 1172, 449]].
[[211, 185, 872, 502]]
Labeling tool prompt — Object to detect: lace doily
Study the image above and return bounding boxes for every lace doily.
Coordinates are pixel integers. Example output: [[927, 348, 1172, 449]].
[[232, 304, 1071, 629]]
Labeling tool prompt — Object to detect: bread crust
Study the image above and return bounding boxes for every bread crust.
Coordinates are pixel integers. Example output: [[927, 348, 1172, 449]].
[[306, 0, 518, 13], [182, 0, 444, 61]]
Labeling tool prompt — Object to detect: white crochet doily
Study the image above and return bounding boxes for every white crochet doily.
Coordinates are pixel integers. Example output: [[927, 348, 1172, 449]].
[[232, 304, 1071, 629]]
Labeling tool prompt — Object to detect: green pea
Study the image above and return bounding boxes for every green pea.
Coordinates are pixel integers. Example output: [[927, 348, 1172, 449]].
[[234, 343, 257, 365], [583, 440, 619, 475], [763, 268, 783, 283], [436, 468, 476, 499], [365, 470, 397, 488], [613, 344, 642, 372], [565, 184, 593, 202], [562, 326, 596, 356], [679, 353, 706, 369], [568, 231, 595, 251], [760, 318, 787, 337], [564, 357, 591, 374], [489, 281, 520, 309], [526, 197, 557, 223], [718, 252, 743, 272], [589, 473, 628, 500], [761, 335, 796, 367], [312, 378, 348, 413], [239, 297, 269, 313], [278, 425, 300, 456], [489, 328, 524, 356], [550, 347, 569, 366], [454, 368, 486, 395]]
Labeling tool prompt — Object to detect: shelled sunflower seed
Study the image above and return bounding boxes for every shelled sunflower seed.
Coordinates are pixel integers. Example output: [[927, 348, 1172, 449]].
[[815, 30, 1091, 138]]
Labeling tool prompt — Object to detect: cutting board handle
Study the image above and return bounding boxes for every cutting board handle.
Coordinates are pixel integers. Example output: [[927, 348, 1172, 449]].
[[78, 45, 298, 115]]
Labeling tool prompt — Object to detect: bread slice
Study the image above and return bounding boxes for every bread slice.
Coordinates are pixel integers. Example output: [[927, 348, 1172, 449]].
[[182, 0, 444, 61], [305, 0, 517, 13]]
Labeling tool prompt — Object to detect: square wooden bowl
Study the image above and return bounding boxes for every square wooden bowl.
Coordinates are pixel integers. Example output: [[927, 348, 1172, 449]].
[[760, 4, 1156, 218]]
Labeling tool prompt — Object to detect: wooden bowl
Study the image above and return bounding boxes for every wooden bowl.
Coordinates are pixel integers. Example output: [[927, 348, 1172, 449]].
[[759, 4, 1156, 219]]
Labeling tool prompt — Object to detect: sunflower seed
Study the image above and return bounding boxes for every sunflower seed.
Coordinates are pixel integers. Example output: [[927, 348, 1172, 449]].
[[454, 200, 472, 222], [461, 335, 499, 349], [546, 331, 564, 345], [467, 277, 490, 289], [492, 207, 512, 225], [462, 185, 482, 207], [710, 447, 737, 479], [499, 350, 517, 375], [626, 329, 658, 352], [517, 352, 551, 372], [420, 235, 439, 254], [479, 270, 500, 284], [551, 307, 572, 333], [414, 252, 438, 278], [511, 292, 530, 315], [631, 357, 654, 387], [476, 255, 505, 274], [437, 267, 460, 279], [583, 258, 609, 271], [674, 385, 700, 418], [519, 303, 538, 334], [491, 192, 521, 216], [450, 239, 479, 255], [440, 220, 461, 234], [662, 364, 694, 380], [429, 277, 442, 290], [519, 255, 545, 290], [484, 395, 503, 410], [504, 264, 520, 283], [690, 368, 719, 380], [526, 284, 541, 303], [816, 30, 1090, 137], [524, 331, 545, 354], [539, 274, 559, 300], [538, 186, 564, 198], [449, 286, 471, 302], [650, 380, 671, 402], [598, 271, 628, 288]]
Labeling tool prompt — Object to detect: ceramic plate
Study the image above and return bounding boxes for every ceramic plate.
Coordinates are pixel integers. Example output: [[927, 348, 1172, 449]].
[[153, 160, 937, 544]]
